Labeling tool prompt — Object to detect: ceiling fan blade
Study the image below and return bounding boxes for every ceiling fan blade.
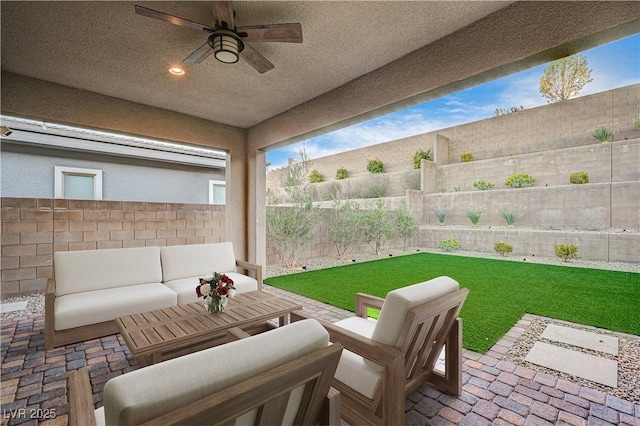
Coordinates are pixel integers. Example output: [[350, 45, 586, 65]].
[[134, 5, 213, 32], [240, 44, 274, 74], [183, 42, 214, 63], [212, 1, 235, 29], [237, 23, 303, 43]]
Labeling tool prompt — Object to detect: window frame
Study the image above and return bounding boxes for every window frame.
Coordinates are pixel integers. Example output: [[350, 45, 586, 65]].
[[54, 166, 103, 200], [208, 179, 226, 205]]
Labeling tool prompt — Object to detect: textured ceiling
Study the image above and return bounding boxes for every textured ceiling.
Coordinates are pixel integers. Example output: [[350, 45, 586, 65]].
[[1, 1, 512, 129]]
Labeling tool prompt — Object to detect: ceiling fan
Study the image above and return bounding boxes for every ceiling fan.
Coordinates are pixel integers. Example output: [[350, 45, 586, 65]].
[[134, 1, 302, 73]]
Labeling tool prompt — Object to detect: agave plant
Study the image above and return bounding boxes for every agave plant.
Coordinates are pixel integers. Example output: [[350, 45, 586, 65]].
[[466, 207, 483, 226], [499, 204, 526, 227]]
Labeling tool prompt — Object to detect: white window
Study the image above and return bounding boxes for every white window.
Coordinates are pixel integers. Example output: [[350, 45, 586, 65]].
[[54, 166, 103, 200], [209, 180, 226, 205]]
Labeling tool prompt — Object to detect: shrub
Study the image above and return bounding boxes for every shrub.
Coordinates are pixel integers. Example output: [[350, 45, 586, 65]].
[[412, 149, 432, 169], [403, 170, 420, 190], [395, 203, 419, 249], [494, 241, 513, 257], [461, 152, 474, 162], [439, 238, 460, 252], [555, 244, 578, 262], [473, 180, 494, 190], [466, 208, 483, 226], [328, 196, 362, 259], [335, 167, 348, 180], [569, 171, 589, 184], [367, 158, 384, 174], [362, 198, 394, 255], [634, 115, 640, 130], [578, 207, 606, 231], [505, 172, 536, 188], [359, 174, 387, 198], [499, 204, 526, 227], [453, 186, 461, 192], [433, 205, 449, 225], [308, 169, 323, 183], [591, 124, 615, 142]]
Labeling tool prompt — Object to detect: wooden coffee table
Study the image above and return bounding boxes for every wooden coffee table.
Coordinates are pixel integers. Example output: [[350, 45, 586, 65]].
[[115, 291, 302, 365]]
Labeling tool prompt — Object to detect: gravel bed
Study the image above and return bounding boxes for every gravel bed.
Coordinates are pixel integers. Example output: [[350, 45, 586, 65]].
[[2, 247, 639, 403]]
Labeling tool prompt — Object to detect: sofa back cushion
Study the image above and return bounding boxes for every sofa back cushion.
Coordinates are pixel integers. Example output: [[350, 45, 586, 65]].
[[54, 247, 162, 296], [103, 319, 330, 425], [160, 242, 237, 282], [371, 276, 460, 348]]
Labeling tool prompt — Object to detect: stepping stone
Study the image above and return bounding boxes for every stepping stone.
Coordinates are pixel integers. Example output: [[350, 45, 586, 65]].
[[525, 342, 617, 387], [1, 301, 28, 313], [541, 324, 618, 355]]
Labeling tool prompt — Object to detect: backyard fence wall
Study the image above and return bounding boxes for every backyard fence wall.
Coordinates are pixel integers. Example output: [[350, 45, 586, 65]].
[[1, 198, 225, 296]]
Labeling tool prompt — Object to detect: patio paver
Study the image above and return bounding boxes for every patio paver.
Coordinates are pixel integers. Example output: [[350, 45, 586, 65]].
[[1, 287, 639, 425]]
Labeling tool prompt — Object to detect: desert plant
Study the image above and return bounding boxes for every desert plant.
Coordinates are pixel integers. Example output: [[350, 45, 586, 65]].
[[592, 124, 615, 143], [539, 54, 593, 103], [266, 187, 279, 205], [569, 171, 590, 184], [453, 186, 461, 192], [577, 207, 606, 231], [466, 207, 483, 226], [634, 115, 640, 130], [439, 238, 460, 252], [403, 170, 421, 190], [499, 204, 526, 227], [335, 167, 348, 180], [308, 169, 323, 183], [505, 173, 536, 188], [473, 180, 494, 190], [367, 158, 384, 174], [494, 106, 524, 116], [440, 188, 447, 193], [494, 241, 513, 257], [361, 198, 394, 255], [461, 152, 474, 162], [395, 202, 419, 249], [555, 244, 578, 262], [412, 149, 432, 169], [433, 205, 449, 225], [266, 149, 322, 268], [359, 174, 387, 198], [328, 196, 363, 259]]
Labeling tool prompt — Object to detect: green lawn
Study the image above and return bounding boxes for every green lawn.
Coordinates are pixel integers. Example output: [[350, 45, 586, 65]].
[[264, 253, 640, 353]]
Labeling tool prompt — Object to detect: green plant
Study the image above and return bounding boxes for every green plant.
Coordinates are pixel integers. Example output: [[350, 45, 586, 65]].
[[395, 203, 419, 249], [440, 188, 447, 193], [328, 196, 363, 259], [433, 205, 449, 225], [461, 152, 474, 162], [307, 169, 323, 183], [504, 173, 536, 188], [359, 174, 387, 198], [555, 244, 578, 262], [466, 208, 483, 226], [361, 198, 394, 255], [494, 106, 524, 116], [494, 241, 513, 257], [634, 115, 640, 130], [591, 124, 615, 143], [367, 158, 384, 174], [335, 167, 349, 180], [539, 54, 593, 103], [438, 238, 460, 252], [499, 204, 526, 227], [569, 171, 589, 184], [473, 180, 494, 190], [412, 149, 432, 169], [453, 186, 461, 192]]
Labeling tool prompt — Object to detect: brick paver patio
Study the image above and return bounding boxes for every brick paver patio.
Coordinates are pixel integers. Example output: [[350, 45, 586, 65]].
[[1, 286, 639, 425]]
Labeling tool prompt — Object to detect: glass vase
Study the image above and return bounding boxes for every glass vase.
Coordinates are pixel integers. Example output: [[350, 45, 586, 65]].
[[205, 296, 228, 314]]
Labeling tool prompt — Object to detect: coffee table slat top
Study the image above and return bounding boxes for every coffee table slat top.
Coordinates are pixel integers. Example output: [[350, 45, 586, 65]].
[[116, 291, 302, 361]]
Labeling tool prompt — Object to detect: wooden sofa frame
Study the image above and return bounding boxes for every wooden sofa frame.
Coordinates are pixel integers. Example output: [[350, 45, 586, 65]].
[[45, 259, 262, 350], [69, 327, 342, 426], [292, 287, 468, 425]]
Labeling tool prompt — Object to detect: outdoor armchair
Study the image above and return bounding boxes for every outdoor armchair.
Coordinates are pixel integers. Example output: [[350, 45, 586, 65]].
[[292, 276, 468, 425]]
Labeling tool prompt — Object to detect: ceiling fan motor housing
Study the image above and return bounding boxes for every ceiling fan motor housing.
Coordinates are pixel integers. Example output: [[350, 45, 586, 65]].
[[207, 30, 245, 64]]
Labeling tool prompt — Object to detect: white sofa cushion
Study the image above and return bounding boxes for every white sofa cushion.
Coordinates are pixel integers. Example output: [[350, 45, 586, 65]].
[[164, 272, 258, 305], [372, 276, 459, 347], [160, 242, 237, 282], [54, 283, 177, 330], [99, 319, 330, 426], [54, 247, 162, 296]]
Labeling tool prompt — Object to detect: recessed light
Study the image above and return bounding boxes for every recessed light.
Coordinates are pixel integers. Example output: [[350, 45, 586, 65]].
[[168, 67, 185, 76]]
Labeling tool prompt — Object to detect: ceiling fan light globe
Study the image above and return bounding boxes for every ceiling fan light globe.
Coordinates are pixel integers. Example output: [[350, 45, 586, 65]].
[[208, 33, 244, 64]]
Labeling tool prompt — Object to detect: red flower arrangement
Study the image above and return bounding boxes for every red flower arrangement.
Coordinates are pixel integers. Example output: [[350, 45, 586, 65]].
[[196, 272, 235, 314]]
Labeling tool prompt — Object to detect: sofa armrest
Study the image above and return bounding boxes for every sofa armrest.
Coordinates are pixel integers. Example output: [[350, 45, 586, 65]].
[[355, 293, 384, 318], [68, 368, 97, 426], [45, 279, 56, 350], [235, 259, 263, 290]]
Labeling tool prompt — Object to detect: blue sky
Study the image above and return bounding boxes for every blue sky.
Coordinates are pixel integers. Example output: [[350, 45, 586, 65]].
[[266, 34, 640, 169]]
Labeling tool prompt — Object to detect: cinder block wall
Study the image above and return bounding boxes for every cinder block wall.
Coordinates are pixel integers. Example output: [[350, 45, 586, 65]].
[[266, 84, 639, 189], [1, 198, 225, 296]]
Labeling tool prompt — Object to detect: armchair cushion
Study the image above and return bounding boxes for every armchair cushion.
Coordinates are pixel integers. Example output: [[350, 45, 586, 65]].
[[372, 276, 459, 347]]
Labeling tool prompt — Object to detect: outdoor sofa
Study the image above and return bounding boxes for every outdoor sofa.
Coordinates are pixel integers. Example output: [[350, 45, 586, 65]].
[[45, 242, 262, 350]]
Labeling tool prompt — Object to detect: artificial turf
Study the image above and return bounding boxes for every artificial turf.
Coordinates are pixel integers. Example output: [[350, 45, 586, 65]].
[[264, 252, 640, 353]]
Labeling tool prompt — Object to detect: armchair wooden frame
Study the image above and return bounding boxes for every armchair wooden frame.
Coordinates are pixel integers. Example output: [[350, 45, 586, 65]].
[[69, 327, 342, 426], [292, 287, 468, 425]]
